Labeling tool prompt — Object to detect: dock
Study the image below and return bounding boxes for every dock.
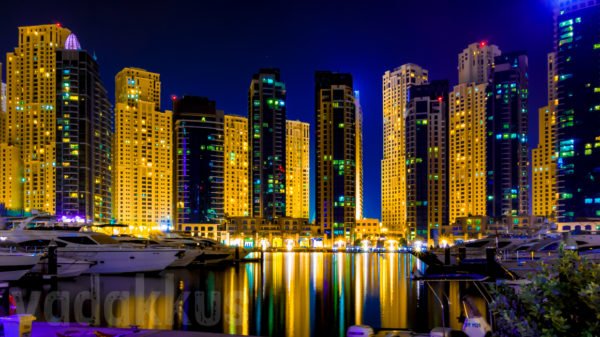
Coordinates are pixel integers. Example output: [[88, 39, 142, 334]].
[[30, 323, 253, 337]]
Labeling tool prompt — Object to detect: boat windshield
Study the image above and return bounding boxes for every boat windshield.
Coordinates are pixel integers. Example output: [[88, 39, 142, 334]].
[[90, 234, 120, 245]]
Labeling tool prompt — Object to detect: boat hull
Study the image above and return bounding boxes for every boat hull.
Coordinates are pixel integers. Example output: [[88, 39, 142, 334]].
[[0, 254, 41, 281], [32, 257, 93, 278], [58, 248, 180, 274]]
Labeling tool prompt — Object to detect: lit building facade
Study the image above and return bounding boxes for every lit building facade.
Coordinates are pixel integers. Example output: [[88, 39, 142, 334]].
[[1, 80, 6, 142], [248, 69, 286, 220], [173, 96, 224, 228], [355, 91, 364, 220], [532, 53, 558, 220], [315, 71, 356, 241], [224, 115, 249, 217], [0, 144, 22, 215], [486, 52, 529, 218], [113, 68, 172, 230], [405, 80, 449, 243], [55, 35, 113, 223], [381, 64, 428, 236], [555, 1, 600, 221], [449, 83, 488, 224], [6, 24, 71, 214], [355, 218, 381, 239], [286, 120, 310, 219]]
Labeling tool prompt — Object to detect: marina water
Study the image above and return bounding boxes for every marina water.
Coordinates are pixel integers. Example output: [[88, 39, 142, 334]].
[[11, 252, 484, 337]]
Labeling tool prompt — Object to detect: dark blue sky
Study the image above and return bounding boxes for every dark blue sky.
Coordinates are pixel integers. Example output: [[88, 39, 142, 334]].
[[0, 0, 555, 220]]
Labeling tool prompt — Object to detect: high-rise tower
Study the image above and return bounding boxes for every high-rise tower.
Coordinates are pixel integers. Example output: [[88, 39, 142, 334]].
[[173, 96, 224, 229], [458, 42, 501, 85], [532, 53, 559, 220], [405, 80, 449, 243], [286, 120, 310, 219], [449, 42, 499, 224], [113, 68, 172, 230], [381, 64, 428, 236], [6, 24, 71, 214], [224, 115, 249, 217], [555, 1, 600, 221], [315, 71, 356, 242], [486, 52, 529, 218], [449, 83, 488, 224], [55, 34, 113, 223], [355, 91, 364, 221], [248, 69, 286, 220]]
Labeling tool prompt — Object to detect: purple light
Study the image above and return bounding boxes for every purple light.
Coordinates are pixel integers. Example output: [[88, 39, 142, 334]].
[[59, 215, 86, 224], [65, 33, 82, 50]]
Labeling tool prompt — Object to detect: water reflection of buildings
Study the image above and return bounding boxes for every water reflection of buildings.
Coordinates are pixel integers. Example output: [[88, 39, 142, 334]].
[[16, 253, 485, 337]]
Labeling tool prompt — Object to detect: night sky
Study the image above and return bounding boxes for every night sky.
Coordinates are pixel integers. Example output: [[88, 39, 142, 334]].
[[0, 0, 555, 220]]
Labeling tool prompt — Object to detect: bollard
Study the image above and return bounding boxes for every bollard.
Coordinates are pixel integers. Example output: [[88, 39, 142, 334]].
[[444, 247, 451, 265], [486, 247, 496, 264], [485, 247, 496, 275], [458, 247, 466, 262], [48, 240, 58, 278]]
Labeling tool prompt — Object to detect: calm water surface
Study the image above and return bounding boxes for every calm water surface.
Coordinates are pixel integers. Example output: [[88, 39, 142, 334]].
[[12, 252, 477, 337]]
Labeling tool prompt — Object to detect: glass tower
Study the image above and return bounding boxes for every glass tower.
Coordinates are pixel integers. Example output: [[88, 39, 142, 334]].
[[248, 69, 287, 220], [556, 1, 600, 221], [173, 96, 224, 227]]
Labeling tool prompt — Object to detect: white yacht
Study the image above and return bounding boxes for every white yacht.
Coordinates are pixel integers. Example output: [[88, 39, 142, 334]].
[[0, 240, 92, 278], [501, 233, 600, 277], [0, 218, 183, 274], [0, 250, 41, 281], [31, 256, 94, 278], [153, 233, 235, 265], [112, 236, 203, 268]]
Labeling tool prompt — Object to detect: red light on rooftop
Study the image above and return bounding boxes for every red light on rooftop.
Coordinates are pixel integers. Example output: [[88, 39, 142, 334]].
[[437, 96, 443, 102], [480, 41, 487, 47], [171, 95, 177, 101], [56, 22, 62, 27]]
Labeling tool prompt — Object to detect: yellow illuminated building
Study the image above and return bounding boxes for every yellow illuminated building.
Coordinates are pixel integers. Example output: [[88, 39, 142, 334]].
[[224, 115, 249, 217], [6, 24, 71, 214], [449, 83, 488, 224], [381, 64, 428, 236], [532, 53, 558, 220], [0, 144, 22, 213], [113, 68, 172, 230], [286, 120, 310, 219]]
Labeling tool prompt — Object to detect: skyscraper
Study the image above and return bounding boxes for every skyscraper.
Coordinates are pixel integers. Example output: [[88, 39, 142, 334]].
[[532, 53, 559, 219], [0, 145, 21, 215], [113, 68, 173, 230], [382, 64, 428, 237], [224, 115, 249, 217], [449, 42, 499, 224], [315, 71, 356, 242], [405, 80, 449, 243], [286, 120, 310, 219], [555, 1, 600, 222], [1, 77, 6, 142], [173, 96, 224, 229], [458, 42, 501, 85], [55, 34, 113, 223], [486, 52, 529, 218], [532, 105, 557, 219], [6, 24, 71, 214], [248, 69, 286, 220], [449, 83, 488, 224], [355, 91, 364, 221]]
